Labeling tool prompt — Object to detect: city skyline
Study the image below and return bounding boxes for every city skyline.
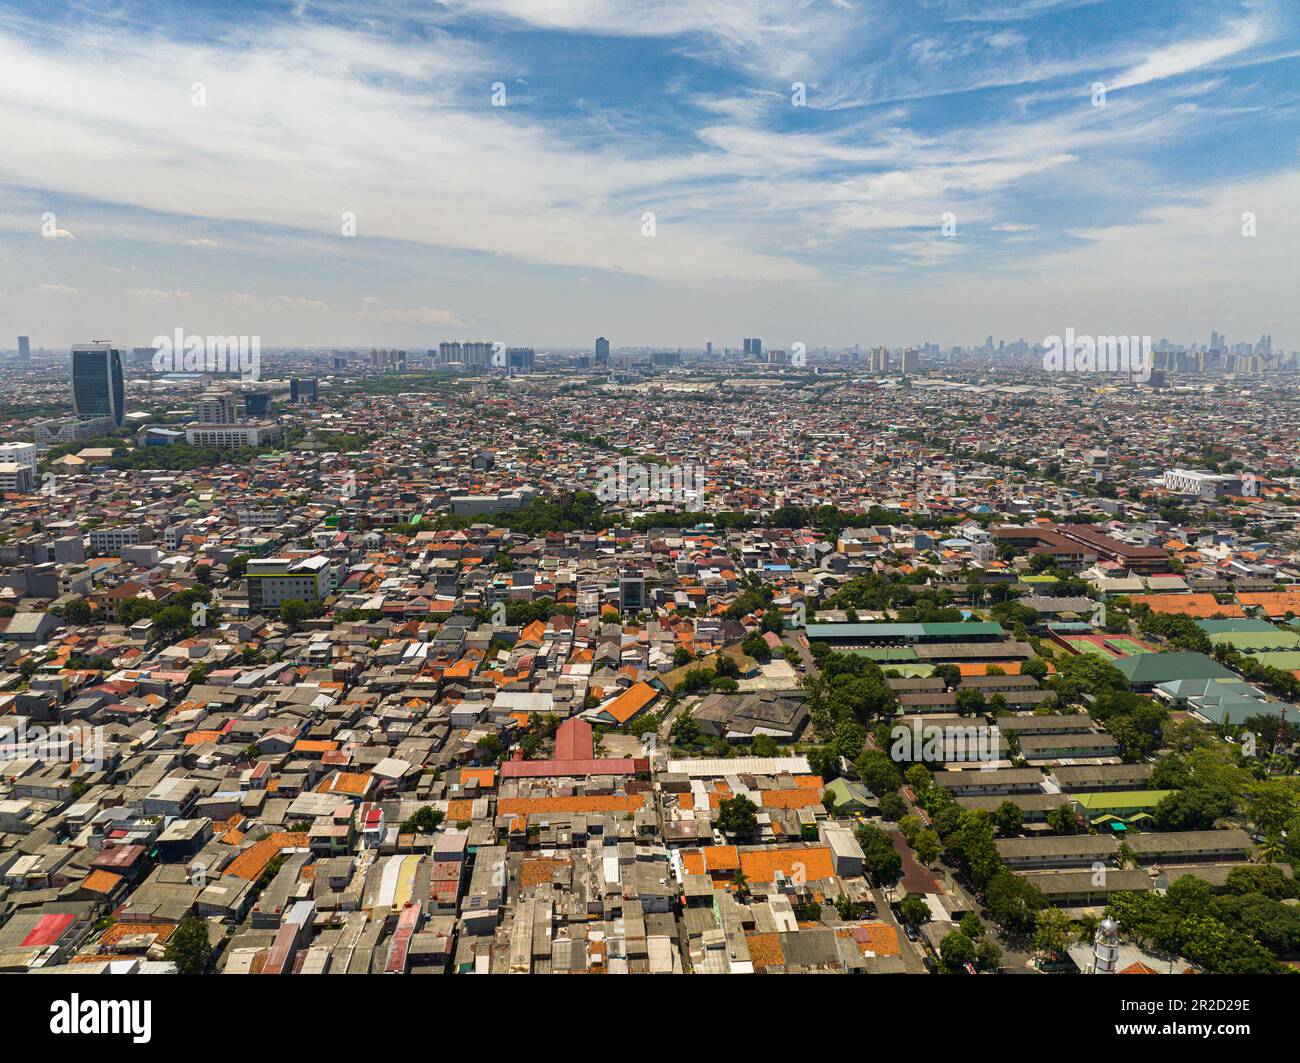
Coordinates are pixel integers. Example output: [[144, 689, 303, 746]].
[[1, 0, 1298, 348]]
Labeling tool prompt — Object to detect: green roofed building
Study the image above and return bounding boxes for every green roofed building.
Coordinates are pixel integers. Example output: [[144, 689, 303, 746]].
[[1243, 650, 1300, 671], [1113, 651, 1235, 689], [1209, 631, 1300, 654], [823, 777, 875, 815], [805, 621, 1003, 647], [1072, 790, 1172, 825], [848, 647, 919, 663], [1196, 617, 1279, 636]]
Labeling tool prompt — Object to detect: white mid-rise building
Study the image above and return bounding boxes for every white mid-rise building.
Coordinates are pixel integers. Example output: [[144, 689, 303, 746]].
[[0, 442, 37, 476], [185, 422, 280, 448]]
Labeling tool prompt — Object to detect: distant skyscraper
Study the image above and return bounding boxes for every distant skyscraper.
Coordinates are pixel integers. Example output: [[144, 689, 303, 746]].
[[71, 342, 125, 426], [290, 378, 319, 403], [506, 347, 536, 373], [901, 348, 921, 375], [595, 336, 610, 365], [743, 338, 763, 357], [194, 391, 237, 424], [706, 341, 713, 357], [244, 391, 273, 418], [17, 336, 30, 362]]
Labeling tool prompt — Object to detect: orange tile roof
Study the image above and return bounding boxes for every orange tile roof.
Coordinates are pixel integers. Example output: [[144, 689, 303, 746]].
[[957, 661, 1026, 676], [1237, 592, 1300, 616], [461, 767, 497, 788], [225, 831, 309, 881], [183, 730, 225, 746], [793, 775, 825, 789], [519, 857, 569, 888], [746, 932, 784, 968], [294, 739, 339, 754], [1131, 593, 1245, 618], [445, 799, 474, 821], [99, 921, 176, 946], [838, 922, 902, 957], [81, 869, 124, 894], [760, 788, 824, 809], [315, 771, 373, 796], [739, 846, 835, 882], [599, 680, 658, 724], [497, 795, 646, 816], [680, 845, 740, 876]]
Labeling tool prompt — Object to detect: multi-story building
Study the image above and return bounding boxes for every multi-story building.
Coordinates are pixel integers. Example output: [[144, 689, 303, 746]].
[[289, 378, 318, 404], [246, 556, 331, 610], [185, 423, 280, 448], [194, 391, 238, 425], [0, 462, 34, 493], [88, 526, 142, 553], [71, 342, 125, 426], [0, 442, 37, 478]]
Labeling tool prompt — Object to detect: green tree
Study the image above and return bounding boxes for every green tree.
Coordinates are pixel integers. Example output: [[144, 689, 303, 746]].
[[164, 916, 213, 974], [1033, 907, 1072, 961], [279, 599, 311, 627], [899, 893, 931, 927], [474, 734, 504, 764], [1046, 802, 1082, 835], [975, 937, 1002, 972], [985, 870, 1044, 931], [401, 806, 445, 834], [913, 829, 941, 865], [855, 750, 902, 796], [61, 598, 93, 625], [855, 822, 902, 885], [993, 800, 1024, 837], [718, 795, 759, 841], [877, 792, 906, 822], [939, 930, 976, 973]]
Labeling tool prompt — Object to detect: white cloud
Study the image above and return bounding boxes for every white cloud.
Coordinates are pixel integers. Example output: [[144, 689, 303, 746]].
[[127, 288, 192, 299], [378, 306, 466, 326], [1112, 15, 1266, 90]]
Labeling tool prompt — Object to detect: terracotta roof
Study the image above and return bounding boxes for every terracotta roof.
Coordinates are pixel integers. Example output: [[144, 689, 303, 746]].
[[225, 831, 309, 881], [738, 846, 835, 882], [497, 794, 646, 815], [599, 680, 658, 724]]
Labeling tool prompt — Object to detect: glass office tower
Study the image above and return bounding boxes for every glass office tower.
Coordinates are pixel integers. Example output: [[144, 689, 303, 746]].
[[72, 342, 125, 426]]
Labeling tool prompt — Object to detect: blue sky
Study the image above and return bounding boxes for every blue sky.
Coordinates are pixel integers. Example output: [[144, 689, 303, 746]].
[[1, 0, 1297, 350]]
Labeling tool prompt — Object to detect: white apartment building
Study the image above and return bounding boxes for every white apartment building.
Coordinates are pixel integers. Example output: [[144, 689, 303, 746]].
[[185, 422, 280, 448], [0, 442, 37, 476], [88, 526, 142, 552], [0, 462, 33, 493], [1163, 469, 1244, 499]]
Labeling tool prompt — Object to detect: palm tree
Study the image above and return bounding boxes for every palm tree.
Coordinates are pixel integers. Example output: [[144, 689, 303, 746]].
[[731, 870, 751, 901], [1258, 833, 1284, 864], [1115, 841, 1135, 869]]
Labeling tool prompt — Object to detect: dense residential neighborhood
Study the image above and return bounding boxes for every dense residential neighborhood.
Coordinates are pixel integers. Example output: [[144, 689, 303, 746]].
[[0, 354, 1298, 979]]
